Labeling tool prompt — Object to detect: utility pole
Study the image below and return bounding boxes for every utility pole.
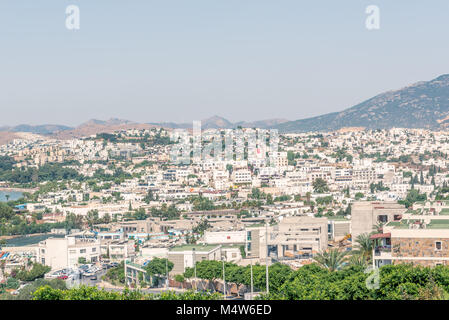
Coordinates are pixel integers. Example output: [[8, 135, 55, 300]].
[[265, 222, 269, 295], [193, 248, 197, 291], [222, 258, 226, 300], [166, 253, 169, 290], [250, 258, 254, 300]]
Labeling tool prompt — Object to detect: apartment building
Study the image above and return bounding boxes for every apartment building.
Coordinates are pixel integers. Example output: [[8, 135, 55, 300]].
[[372, 219, 449, 268], [168, 244, 222, 275], [37, 235, 101, 270], [269, 216, 328, 259], [100, 240, 134, 261], [232, 169, 252, 184], [328, 217, 351, 241], [351, 201, 406, 239], [204, 230, 246, 245], [245, 216, 328, 262]]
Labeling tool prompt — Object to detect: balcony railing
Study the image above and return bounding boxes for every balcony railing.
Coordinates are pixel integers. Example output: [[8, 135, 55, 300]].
[[374, 245, 391, 256]]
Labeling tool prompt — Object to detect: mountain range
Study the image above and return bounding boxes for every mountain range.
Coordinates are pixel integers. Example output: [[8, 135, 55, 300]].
[[0, 124, 74, 135], [148, 116, 289, 130], [274, 74, 449, 132], [2, 74, 449, 138]]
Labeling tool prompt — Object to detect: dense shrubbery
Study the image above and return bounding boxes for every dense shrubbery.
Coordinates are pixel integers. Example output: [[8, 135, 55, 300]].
[[144, 258, 174, 277], [150, 204, 180, 220], [0, 220, 68, 236], [0, 161, 80, 184], [0, 277, 19, 294], [192, 196, 217, 211], [184, 261, 293, 293], [0, 156, 132, 185], [398, 189, 427, 208], [8, 262, 449, 300], [182, 260, 449, 300], [103, 262, 126, 285], [0, 201, 86, 236], [0, 279, 66, 300], [14, 263, 50, 282], [261, 263, 449, 300], [32, 286, 222, 300]]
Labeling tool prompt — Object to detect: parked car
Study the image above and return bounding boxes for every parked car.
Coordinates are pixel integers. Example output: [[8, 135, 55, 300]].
[[57, 275, 68, 280]]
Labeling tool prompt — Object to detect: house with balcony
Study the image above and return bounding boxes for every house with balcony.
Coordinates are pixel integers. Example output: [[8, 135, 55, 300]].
[[371, 218, 449, 268]]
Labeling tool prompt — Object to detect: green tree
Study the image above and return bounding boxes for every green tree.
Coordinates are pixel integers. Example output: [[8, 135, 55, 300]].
[[15, 263, 51, 281], [313, 249, 348, 272], [133, 208, 147, 220], [144, 258, 173, 278], [352, 233, 373, 262], [313, 178, 329, 193]]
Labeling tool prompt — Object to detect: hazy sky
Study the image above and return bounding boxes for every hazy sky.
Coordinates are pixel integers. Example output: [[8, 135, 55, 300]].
[[1, 0, 449, 126]]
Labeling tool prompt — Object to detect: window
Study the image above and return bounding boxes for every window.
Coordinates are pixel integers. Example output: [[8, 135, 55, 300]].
[[436, 241, 442, 250], [378, 215, 388, 223], [80, 249, 86, 254], [92, 248, 96, 252]]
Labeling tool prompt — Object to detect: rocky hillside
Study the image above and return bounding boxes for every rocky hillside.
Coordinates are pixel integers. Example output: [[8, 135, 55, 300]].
[[275, 74, 449, 132]]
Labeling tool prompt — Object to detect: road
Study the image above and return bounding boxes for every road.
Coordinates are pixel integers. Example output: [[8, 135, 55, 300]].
[[66, 268, 108, 288], [67, 269, 244, 300]]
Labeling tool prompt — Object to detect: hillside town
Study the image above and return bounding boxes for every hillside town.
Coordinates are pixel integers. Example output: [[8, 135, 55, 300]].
[[2, 126, 449, 299]]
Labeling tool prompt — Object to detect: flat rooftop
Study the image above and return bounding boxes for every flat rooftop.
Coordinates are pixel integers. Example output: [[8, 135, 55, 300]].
[[387, 219, 449, 230], [169, 244, 219, 252]]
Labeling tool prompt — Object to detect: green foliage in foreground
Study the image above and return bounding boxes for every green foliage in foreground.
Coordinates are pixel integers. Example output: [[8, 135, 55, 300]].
[[0, 279, 66, 300], [15, 263, 449, 300], [260, 263, 449, 300], [184, 261, 293, 293], [15, 263, 51, 282], [182, 260, 449, 300], [32, 286, 223, 300]]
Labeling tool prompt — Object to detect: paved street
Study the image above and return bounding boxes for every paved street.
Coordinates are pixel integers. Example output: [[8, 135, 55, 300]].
[[66, 269, 107, 288]]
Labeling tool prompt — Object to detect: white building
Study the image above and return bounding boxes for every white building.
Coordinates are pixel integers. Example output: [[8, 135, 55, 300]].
[[37, 235, 101, 270]]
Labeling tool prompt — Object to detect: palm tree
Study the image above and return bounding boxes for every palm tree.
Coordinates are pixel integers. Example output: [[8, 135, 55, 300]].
[[373, 222, 384, 233], [312, 178, 329, 193], [314, 248, 348, 272], [353, 233, 373, 261], [348, 253, 368, 268]]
